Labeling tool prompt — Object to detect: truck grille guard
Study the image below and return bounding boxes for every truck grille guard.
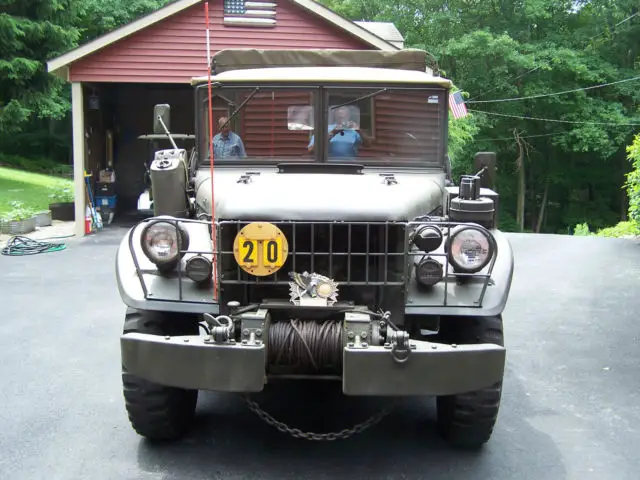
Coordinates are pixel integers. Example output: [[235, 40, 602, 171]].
[[126, 218, 498, 310]]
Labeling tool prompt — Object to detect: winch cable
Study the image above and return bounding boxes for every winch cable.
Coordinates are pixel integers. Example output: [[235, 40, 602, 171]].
[[1, 235, 67, 256], [269, 319, 343, 371]]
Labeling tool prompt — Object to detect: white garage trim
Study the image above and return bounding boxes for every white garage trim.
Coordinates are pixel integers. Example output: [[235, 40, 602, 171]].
[[72, 83, 86, 238]]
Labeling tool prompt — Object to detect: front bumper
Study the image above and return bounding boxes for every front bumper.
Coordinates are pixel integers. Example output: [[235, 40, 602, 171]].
[[121, 333, 505, 396]]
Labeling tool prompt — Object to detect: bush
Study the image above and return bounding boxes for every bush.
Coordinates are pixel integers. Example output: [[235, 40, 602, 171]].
[[596, 221, 640, 238], [626, 134, 640, 224], [0, 153, 72, 178], [573, 222, 591, 236], [48, 185, 75, 203], [1, 201, 37, 221]]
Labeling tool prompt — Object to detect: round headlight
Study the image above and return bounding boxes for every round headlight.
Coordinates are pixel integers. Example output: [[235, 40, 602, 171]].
[[448, 226, 494, 273], [140, 219, 189, 271]]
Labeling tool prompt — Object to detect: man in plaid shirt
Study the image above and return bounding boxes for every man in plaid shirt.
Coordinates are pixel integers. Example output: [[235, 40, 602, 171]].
[[213, 116, 247, 159]]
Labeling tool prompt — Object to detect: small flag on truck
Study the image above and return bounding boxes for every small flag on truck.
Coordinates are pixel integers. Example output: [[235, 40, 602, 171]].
[[449, 91, 468, 119]]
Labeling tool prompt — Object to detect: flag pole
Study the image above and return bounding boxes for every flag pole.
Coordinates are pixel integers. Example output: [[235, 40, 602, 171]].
[[204, 1, 218, 301]]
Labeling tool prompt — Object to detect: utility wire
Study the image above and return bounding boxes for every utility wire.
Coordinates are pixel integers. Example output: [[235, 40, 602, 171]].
[[467, 11, 639, 101], [585, 11, 639, 43], [476, 132, 568, 142], [466, 75, 640, 104], [468, 109, 640, 126], [467, 66, 542, 101]]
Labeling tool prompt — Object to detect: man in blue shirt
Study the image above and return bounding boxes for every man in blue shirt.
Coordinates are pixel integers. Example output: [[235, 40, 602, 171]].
[[307, 106, 370, 159], [212, 116, 247, 159]]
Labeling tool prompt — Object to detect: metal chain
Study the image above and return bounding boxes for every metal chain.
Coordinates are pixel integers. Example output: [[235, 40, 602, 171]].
[[244, 395, 395, 441]]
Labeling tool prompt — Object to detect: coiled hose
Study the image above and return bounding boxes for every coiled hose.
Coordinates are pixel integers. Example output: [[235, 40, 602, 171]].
[[1, 236, 67, 256]]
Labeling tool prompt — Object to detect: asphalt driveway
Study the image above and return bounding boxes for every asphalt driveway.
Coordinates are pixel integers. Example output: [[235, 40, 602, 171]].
[[1, 228, 639, 480]]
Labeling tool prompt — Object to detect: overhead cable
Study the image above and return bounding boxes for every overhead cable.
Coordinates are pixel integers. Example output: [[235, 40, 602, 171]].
[[466, 75, 640, 104], [467, 109, 640, 126]]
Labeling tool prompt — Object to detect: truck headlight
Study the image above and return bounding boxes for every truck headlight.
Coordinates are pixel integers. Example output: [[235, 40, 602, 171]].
[[140, 219, 190, 272], [447, 226, 494, 273]]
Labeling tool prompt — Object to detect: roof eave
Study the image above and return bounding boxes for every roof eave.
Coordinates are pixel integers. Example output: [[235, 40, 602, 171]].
[[47, 0, 202, 76], [46, 0, 400, 77]]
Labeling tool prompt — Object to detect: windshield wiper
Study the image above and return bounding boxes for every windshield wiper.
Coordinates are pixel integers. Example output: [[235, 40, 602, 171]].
[[330, 88, 387, 110], [220, 87, 260, 129]]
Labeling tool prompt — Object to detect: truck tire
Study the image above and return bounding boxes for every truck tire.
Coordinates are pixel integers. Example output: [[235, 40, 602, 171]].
[[121, 308, 200, 441], [435, 315, 504, 449]]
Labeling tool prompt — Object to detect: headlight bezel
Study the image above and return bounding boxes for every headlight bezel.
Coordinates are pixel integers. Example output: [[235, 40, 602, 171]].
[[140, 218, 190, 272], [447, 224, 495, 274]]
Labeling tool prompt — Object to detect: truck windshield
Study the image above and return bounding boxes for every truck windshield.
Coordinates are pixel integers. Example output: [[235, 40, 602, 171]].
[[197, 85, 446, 166]]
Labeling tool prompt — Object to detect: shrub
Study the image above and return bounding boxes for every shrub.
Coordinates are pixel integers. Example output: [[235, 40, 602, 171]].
[[573, 222, 591, 236], [0, 153, 72, 178], [48, 185, 75, 203], [626, 134, 640, 224], [1, 201, 37, 221]]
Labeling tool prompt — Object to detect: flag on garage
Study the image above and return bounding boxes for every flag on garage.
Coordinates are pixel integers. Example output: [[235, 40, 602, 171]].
[[223, 1, 277, 26], [449, 91, 468, 119]]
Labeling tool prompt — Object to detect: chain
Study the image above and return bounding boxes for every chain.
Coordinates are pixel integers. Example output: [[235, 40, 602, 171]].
[[244, 395, 395, 441]]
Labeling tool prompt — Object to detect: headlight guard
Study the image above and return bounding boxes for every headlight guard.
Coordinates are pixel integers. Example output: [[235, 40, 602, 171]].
[[140, 218, 190, 272], [447, 225, 495, 273]]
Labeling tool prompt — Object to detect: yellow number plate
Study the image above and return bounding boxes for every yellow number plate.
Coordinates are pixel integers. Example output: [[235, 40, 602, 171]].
[[233, 222, 289, 277], [236, 236, 258, 266], [262, 237, 285, 268]]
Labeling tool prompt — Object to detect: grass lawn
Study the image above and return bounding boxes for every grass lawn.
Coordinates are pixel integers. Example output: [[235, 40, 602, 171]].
[[0, 167, 73, 218]]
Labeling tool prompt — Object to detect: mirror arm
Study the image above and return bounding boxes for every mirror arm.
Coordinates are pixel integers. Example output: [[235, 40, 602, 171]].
[[156, 114, 178, 150]]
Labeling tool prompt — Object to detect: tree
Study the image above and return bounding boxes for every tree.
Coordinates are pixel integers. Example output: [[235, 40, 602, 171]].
[[0, 0, 81, 135], [319, 0, 640, 233]]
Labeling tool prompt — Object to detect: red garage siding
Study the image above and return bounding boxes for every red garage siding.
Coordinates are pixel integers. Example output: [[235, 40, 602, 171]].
[[69, 1, 372, 83]]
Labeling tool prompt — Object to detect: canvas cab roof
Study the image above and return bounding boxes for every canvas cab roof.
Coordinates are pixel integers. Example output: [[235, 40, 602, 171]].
[[190, 48, 451, 88]]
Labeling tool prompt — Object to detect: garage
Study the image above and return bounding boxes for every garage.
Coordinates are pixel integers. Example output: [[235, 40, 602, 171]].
[[46, 0, 402, 237]]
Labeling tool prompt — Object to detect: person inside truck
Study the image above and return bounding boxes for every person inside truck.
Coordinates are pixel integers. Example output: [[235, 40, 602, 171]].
[[212, 116, 247, 159], [307, 105, 371, 159]]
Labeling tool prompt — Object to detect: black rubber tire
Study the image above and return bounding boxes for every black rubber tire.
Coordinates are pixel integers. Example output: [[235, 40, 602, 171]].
[[435, 315, 504, 449], [121, 308, 200, 442]]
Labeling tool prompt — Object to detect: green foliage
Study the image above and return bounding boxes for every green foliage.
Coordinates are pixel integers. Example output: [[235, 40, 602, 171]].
[[448, 93, 480, 177], [1, 201, 36, 221], [319, 0, 640, 234], [573, 222, 591, 236], [0, 166, 73, 216], [626, 134, 640, 223], [0, 153, 72, 177], [596, 221, 639, 237], [75, 0, 173, 43], [48, 184, 75, 203], [0, 1, 82, 135]]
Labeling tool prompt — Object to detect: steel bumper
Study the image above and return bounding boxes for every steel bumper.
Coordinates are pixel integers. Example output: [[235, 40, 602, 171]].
[[121, 333, 267, 392], [343, 340, 505, 396], [121, 333, 505, 396]]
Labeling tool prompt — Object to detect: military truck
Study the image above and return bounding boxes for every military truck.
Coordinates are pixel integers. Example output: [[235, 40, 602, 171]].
[[116, 48, 513, 449]]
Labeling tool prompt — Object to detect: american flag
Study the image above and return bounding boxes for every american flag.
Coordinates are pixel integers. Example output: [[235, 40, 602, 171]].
[[449, 91, 468, 119], [223, 0, 277, 26]]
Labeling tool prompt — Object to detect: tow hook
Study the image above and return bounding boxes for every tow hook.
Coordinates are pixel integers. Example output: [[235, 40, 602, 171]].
[[203, 313, 234, 343], [387, 330, 412, 364]]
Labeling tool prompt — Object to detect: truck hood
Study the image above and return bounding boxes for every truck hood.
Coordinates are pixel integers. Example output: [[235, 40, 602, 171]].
[[194, 166, 445, 222]]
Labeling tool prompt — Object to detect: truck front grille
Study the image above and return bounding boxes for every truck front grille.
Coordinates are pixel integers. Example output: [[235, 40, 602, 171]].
[[216, 220, 408, 307]]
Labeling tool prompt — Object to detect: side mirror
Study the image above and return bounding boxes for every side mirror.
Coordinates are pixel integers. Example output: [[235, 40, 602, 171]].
[[153, 104, 171, 134], [474, 152, 497, 190]]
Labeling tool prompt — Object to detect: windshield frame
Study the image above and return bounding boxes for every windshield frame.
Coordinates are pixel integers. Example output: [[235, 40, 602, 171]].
[[194, 82, 449, 169]]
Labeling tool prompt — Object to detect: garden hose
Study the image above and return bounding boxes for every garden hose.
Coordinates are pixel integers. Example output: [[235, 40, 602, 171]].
[[1, 235, 67, 256]]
